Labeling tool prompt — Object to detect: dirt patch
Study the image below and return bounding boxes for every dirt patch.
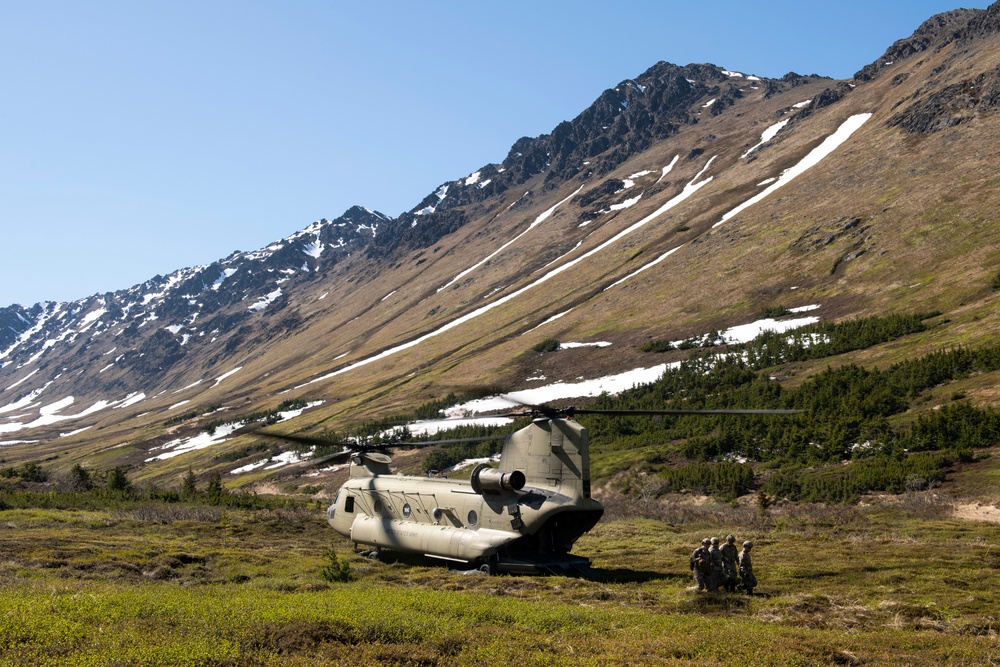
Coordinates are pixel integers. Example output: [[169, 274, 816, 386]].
[[952, 502, 1000, 523]]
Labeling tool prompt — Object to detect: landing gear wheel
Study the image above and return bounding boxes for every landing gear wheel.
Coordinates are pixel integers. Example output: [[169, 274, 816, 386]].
[[478, 562, 496, 575]]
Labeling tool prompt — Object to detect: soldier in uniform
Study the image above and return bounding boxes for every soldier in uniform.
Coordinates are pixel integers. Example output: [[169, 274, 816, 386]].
[[689, 538, 712, 591], [738, 540, 757, 595], [720, 534, 739, 593], [707, 537, 724, 592]]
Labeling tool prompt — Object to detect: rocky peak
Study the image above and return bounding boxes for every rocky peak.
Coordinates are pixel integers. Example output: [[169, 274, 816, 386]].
[[959, 1, 1000, 41], [377, 63, 797, 261]]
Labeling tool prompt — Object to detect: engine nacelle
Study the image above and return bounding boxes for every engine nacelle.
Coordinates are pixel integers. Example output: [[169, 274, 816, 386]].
[[470, 463, 525, 495]]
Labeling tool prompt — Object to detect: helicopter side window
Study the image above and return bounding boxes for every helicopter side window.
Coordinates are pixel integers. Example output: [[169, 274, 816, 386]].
[[467, 510, 478, 526], [344, 496, 355, 513], [402, 503, 411, 518]]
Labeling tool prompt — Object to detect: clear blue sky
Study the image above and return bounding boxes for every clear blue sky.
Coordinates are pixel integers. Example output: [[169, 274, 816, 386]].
[[0, 1, 988, 308]]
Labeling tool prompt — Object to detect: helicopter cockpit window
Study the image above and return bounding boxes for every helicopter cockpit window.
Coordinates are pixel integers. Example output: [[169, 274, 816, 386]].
[[467, 510, 478, 526], [402, 503, 411, 518], [345, 496, 355, 513]]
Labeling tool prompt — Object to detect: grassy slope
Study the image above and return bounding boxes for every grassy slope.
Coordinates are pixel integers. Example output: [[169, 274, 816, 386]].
[[7, 45, 999, 482]]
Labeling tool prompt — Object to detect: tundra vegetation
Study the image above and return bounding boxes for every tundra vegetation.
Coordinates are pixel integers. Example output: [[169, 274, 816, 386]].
[[2, 312, 1000, 665]]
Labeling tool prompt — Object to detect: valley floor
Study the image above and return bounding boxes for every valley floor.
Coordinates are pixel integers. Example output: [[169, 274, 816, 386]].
[[1, 489, 999, 666]]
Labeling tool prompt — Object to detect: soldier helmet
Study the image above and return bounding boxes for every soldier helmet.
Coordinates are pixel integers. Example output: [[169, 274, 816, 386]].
[[726, 534, 736, 543], [702, 538, 711, 545], [710, 537, 719, 545], [743, 541, 753, 549]]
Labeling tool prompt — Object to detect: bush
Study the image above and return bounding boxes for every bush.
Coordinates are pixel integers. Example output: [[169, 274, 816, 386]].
[[533, 338, 560, 353], [641, 340, 675, 353], [761, 453, 951, 503], [655, 462, 755, 501], [205, 472, 226, 501], [320, 547, 351, 583], [758, 306, 791, 318]]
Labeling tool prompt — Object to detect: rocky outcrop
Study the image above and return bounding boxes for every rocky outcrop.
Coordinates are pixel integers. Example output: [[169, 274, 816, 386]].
[[959, 1, 1000, 42], [887, 63, 1000, 134], [0, 303, 46, 351]]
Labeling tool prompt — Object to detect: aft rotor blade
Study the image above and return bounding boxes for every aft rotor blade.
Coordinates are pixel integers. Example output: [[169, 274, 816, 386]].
[[483, 405, 805, 418], [498, 394, 558, 415], [410, 434, 509, 446], [256, 431, 343, 448]]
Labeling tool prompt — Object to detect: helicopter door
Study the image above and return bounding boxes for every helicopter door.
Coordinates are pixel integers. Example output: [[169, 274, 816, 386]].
[[540, 428, 563, 484]]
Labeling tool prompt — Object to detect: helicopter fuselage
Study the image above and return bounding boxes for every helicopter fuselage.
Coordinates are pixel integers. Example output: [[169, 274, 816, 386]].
[[325, 418, 604, 573]]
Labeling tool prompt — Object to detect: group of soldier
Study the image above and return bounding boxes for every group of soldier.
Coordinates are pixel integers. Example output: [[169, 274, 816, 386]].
[[689, 535, 757, 594]]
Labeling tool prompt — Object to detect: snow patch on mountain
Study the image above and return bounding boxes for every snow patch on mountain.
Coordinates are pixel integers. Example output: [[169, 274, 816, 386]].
[[742, 119, 790, 157], [212, 367, 242, 387], [657, 156, 680, 183], [717, 113, 873, 227], [248, 289, 282, 312], [0, 394, 122, 433], [0, 302, 62, 361], [147, 422, 244, 461], [606, 245, 684, 291], [302, 240, 324, 259], [610, 193, 643, 211], [437, 185, 583, 293]]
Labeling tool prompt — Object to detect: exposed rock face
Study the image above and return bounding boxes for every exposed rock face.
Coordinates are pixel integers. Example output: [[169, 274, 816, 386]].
[[852, 5, 1000, 134], [0, 303, 47, 351], [888, 64, 1000, 134], [959, 2, 1000, 41], [854, 9, 983, 82]]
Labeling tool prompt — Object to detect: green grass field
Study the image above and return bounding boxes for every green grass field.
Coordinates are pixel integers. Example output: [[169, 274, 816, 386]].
[[2, 489, 999, 666]]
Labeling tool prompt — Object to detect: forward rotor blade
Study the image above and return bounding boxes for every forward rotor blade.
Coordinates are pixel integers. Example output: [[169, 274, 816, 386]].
[[254, 448, 354, 481], [257, 431, 507, 449], [568, 408, 806, 416]]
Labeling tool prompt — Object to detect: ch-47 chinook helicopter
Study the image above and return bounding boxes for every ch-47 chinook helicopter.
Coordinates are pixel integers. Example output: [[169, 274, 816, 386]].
[[262, 401, 800, 575]]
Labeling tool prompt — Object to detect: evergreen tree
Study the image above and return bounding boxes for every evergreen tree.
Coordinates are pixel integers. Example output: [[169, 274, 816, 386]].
[[181, 469, 198, 497], [106, 467, 133, 495], [205, 472, 226, 501], [19, 462, 48, 483], [69, 464, 93, 491]]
